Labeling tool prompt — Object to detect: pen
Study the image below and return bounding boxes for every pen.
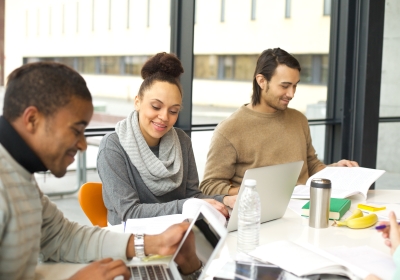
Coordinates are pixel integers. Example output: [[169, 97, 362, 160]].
[[375, 222, 400, 230]]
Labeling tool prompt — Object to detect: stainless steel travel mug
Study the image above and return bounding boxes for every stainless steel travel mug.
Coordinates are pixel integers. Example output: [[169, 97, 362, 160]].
[[309, 178, 331, 228]]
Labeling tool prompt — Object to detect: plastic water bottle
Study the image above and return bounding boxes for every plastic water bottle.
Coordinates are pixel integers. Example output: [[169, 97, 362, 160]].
[[237, 179, 261, 253]]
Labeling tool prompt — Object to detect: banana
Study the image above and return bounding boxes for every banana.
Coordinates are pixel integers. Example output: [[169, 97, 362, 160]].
[[344, 209, 364, 221], [334, 213, 378, 229], [332, 209, 363, 226]]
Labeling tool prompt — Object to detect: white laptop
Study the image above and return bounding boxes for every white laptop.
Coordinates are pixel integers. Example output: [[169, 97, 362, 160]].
[[128, 205, 228, 280], [226, 160, 304, 232]]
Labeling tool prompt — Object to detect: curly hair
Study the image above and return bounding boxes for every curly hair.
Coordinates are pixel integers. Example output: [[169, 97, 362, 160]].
[[137, 52, 184, 99]]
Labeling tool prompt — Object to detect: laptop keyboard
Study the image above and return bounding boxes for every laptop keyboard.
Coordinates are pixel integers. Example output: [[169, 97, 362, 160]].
[[130, 264, 172, 280]]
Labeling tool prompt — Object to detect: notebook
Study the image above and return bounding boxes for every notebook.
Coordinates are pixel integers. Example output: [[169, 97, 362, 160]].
[[226, 160, 304, 232], [127, 205, 228, 280]]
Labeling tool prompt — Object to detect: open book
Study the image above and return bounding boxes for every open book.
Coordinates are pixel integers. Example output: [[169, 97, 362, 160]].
[[248, 240, 395, 280], [124, 198, 227, 234], [291, 167, 385, 200]]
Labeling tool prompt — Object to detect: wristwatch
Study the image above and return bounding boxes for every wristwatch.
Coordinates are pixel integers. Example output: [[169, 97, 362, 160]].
[[180, 261, 203, 280], [134, 233, 145, 260]]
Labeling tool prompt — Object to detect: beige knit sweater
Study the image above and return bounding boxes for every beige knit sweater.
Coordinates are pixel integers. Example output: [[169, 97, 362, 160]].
[[199, 105, 326, 195], [0, 144, 132, 280]]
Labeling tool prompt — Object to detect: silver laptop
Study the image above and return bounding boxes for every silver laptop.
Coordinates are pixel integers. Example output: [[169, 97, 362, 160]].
[[128, 205, 228, 280], [226, 160, 304, 232]]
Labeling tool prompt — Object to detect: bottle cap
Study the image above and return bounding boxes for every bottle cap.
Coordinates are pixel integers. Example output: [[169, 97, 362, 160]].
[[244, 179, 256, 187], [310, 178, 331, 189]]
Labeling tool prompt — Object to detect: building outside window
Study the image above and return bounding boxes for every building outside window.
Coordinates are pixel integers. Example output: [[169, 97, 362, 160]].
[[295, 55, 312, 84], [218, 56, 234, 80], [285, 0, 291, 18], [324, 0, 331, 16], [99, 56, 120, 75], [57, 57, 75, 70], [77, 57, 97, 74], [123, 56, 148, 76], [234, 55, 258, 81], [194, 55, 218, 79]]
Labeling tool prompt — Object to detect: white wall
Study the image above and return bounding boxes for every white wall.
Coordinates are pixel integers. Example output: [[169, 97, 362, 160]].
[[4, 0, 171, 76], [194, 0, 330, 54]]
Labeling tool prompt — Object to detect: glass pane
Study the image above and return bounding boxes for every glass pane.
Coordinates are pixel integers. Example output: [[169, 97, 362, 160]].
[[295, 55, 312, 84], [56, 57, 75, 69], [380, 0, 400, 117], [123, 56, 149, 76], [99, 56, 120, 75], [376, 123, 400, 190], [234, 55, 258, 81], [191, 131, 214, 180], [321, 55, 329, 85], [5, 0, 171, 196], [194, 55, 218, 79], [77, 57, 97, 74], [193, 0, 330, 124], [308, 124, 325, 162], [377, 0, 400, 190]]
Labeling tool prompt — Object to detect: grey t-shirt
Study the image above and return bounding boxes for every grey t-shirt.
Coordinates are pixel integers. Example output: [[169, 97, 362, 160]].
[[97, 128, 224, 225]]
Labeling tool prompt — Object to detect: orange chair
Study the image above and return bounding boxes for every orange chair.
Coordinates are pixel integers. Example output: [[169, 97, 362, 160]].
[[78, 182, 108, 227]]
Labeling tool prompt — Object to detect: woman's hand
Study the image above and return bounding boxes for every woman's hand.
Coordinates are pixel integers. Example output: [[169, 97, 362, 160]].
[[377, 211, 400, 255], [223, 195, 237, 209], [202, 199, 229, 217]]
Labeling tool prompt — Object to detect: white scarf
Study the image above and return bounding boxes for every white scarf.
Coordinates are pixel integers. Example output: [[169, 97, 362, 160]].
[[115, 111, 183, 196]]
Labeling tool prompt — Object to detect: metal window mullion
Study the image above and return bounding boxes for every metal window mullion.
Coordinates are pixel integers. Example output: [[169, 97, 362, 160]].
[[326, 0, 385, 171], [170, 0, 195, 136]]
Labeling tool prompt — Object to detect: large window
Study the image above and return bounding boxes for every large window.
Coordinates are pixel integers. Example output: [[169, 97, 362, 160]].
[[192, 0, 330, 125], [9, 0, 172, 196], [7, 0, 393, 195]]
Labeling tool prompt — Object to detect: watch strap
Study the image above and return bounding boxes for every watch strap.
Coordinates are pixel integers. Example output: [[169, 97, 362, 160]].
[[134, 233, 145, 259]]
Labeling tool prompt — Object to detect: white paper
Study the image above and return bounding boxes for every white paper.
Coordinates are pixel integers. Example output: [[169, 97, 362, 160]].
[[124, 214, 187, 234], [182, 198, 227, 226], [291, 167, 385, 199], [287, 199, 308, 216], [326, 245, 395, 280], [249, 240, 354, 278], [124, 198, 227, 235]]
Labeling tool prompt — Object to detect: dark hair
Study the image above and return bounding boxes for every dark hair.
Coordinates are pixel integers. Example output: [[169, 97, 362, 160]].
[[3, 61, 92, 121], [251, 48, 301, 106], [138, 52, 184, 98]]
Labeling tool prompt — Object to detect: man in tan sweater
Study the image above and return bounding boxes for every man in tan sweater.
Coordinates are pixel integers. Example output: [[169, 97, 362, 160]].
[[0, 62, 201, 280], [199, 48, 358, 196]]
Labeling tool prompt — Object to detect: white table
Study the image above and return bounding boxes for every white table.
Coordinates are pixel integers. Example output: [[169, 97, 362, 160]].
[[225, 191, 391, 256], [35, 190, 398, 279]]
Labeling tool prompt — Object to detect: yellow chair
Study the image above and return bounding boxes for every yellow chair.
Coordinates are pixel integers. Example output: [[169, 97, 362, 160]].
[[78, 182, 108, 227]]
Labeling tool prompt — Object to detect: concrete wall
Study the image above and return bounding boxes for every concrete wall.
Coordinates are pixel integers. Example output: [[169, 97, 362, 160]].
[[376, 0, 400, 173]]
